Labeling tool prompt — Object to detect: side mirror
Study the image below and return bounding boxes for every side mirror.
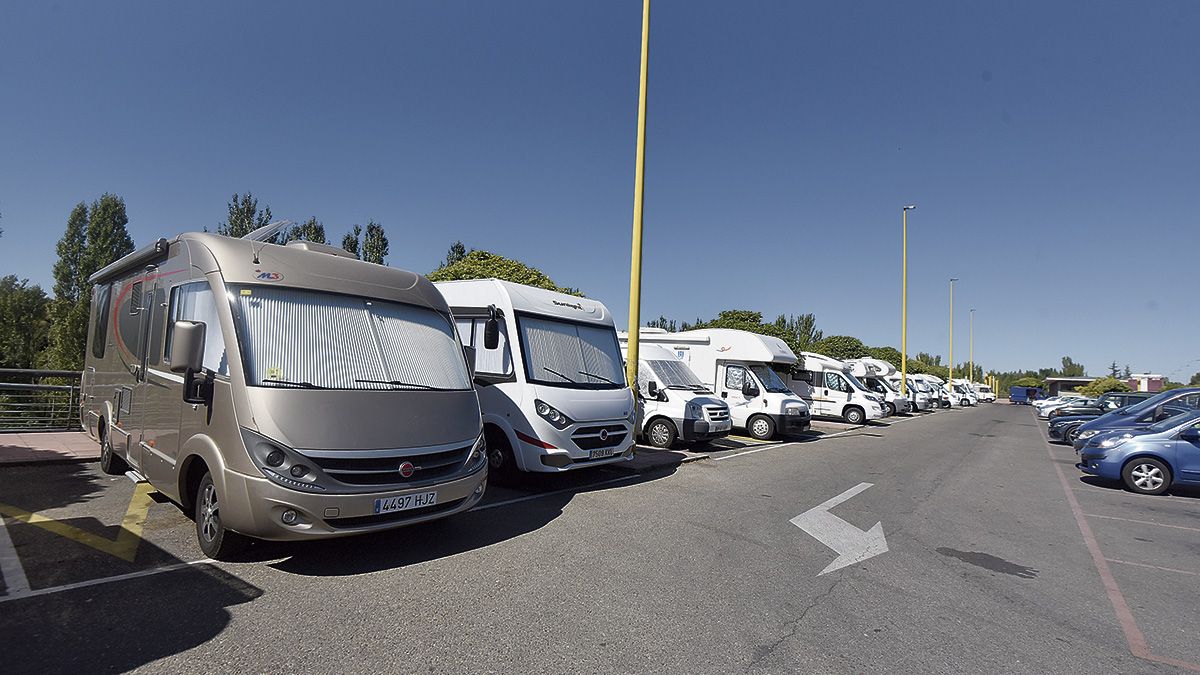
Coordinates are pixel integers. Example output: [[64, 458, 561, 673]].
[[463, 345, 477, 379], [1181, 427, 1200, 441], [796, 370, 814, 383], [742, 380, 760, 398], [483, 317, 500, 350], [646, 380, 659, 399], [170, 321, 205, 374]]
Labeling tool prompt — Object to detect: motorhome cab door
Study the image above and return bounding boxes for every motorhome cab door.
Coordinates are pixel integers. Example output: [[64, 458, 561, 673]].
[[718, 362, 756, 426], [814, 371, 853, 417], [121, 276, 158, 472]]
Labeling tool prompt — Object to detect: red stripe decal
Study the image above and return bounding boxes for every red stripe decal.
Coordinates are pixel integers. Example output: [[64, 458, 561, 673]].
[[515, 430, 557, 450]]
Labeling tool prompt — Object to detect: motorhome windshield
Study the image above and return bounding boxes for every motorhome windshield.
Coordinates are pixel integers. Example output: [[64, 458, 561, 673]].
[[844, 372, 871, 393], [749, 365, 793, 394], [518, 315, 625, 389], [646, 359, 708, 391], [231, 285, 471, 391]]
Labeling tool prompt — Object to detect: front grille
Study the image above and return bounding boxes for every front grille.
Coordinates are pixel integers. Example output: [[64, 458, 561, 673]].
[[572, 424, 629, 450], [325, 498, 467, 529], [304, 444, 472, 487], [704, 406, 730, 422]]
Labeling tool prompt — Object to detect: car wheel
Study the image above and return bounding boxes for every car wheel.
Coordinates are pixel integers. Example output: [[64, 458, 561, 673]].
[[885, 402, 896, 417], [486, 428, 519, 483], [646, 418, 677, 449], [195, 472, 249, 560], [843, 407, 865, 425], [1122, 458, 1171, 496], [98, 426, 128, 476], [1064, 425, 1081, 444], [747, 415, 775, 441]]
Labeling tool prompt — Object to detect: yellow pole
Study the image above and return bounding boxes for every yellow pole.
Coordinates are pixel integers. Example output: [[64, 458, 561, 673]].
[[969, 308, 975, 384], [625, 0, 651, 393], [900, 205, 915, 397], [949, 278, 957, 396]]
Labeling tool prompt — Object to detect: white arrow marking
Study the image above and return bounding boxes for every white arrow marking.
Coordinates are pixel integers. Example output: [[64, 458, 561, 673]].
[[790, 482, 888, 576]]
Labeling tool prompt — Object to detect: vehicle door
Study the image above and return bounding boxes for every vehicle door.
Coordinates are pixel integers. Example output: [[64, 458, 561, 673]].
[[138, 280, 184, 487], [819, 371, 852, 416], [1173, 420, 1200, 483], [119, 276, 155, 471], [720, 363, 755, 427]]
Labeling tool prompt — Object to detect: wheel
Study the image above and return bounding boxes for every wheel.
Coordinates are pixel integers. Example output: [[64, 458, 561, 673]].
[[98, 425, 128, 476], [194, 472, 248, 560], [747, 415, 775, 441], [646, 418, 677, 449], [486, 428, 519, 483], [843, 407, 865, 425], [885, 402, 897, 417], [1122, 458, 1171, 496], [1064, 424, 1082, 444]]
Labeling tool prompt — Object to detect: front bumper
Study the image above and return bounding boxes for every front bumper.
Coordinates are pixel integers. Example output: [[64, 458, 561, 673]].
[[1076, 453, 1120, 480], [770, 412, 811, 436], [681, 418, 732, 442]]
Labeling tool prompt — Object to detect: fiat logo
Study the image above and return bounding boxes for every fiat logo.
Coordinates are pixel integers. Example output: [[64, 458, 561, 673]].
[[599, 429, 609, 441], [399, 461, 415, 478]]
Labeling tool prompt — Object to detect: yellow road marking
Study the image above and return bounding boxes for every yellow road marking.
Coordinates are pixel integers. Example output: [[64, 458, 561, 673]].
[[0, 483, 155, 563]]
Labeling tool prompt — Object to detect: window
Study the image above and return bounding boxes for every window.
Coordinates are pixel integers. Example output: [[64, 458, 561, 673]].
[[91, 283, 112, 359], [518, 315, 625, 389], [129, 282, 143, 315], [166, 282, 229, 376], [456, 317, 514, 378], [725, 365, 747, 390], [824, 372, 848, 392]]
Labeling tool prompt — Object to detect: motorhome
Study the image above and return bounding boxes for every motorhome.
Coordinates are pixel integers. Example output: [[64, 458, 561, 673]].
[[81, 226, 488, 560], [786, 352, 887, 424], [913, 374, 950, 408], [617, 337, 732, 448], [846, 357, 912, 416], [630, 329, 810, 440], [952, 379, 979, 406], [973, 383, 996, 402], [435, 279, 635, 476], [885, 374, 934, 412]]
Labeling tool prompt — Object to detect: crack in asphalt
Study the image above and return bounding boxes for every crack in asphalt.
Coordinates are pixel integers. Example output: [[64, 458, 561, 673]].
[[744, 575, 847, 672]]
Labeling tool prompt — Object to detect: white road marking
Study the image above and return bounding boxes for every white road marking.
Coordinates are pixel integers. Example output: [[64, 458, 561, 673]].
[[0, 515, 30, 595], [790, 482, 888, 576], [0, 558, 214, 603], [469, 474, 638, 512]]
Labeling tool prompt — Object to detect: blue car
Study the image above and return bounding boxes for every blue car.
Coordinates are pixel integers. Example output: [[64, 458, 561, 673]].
[[1077, 409, 1200, 495], [1072, 387, 1200, 452]]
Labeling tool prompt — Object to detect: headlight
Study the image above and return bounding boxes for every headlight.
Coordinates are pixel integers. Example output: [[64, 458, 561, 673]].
[[686, 402, 703, 419], [1100, 435, 1131, 449], [466, 433, 487, 468], [1078, 429, 1100, 440], [534, 399, 573, 429], [785, 405, 807, 416], [241, 427, 326, 492]]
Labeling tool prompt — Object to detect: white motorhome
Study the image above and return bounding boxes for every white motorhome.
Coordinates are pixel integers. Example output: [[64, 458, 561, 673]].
[[630, 329, 810, 440], [81, 227, 488, 559], [973, 383, 996, 402], [846, 358, 912, 416], [885, 374, 934, 412], [913, 374, 950, 408], [785, 352, 886, 424], [950, 379, 978, 406], [617, 337, 732, 448], [435, 279, 635, 477]]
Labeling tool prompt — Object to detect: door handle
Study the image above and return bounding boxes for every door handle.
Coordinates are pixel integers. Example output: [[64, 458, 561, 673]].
[[721, 392, 728, 398]]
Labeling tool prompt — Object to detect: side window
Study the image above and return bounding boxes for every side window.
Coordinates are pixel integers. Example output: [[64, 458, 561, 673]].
[[165, 282, 229, 376], [129, 281, 143, 315], [455, 319, 473, 346], [824, 372, 846, 392], [91, 283, 112, 358], [471, 319, 513, 377], [146, 286, 166, 366], [725, 365, 746, 390]]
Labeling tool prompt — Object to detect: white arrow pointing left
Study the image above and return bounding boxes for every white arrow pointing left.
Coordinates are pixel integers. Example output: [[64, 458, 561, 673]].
[[790, 482, 888, 576]]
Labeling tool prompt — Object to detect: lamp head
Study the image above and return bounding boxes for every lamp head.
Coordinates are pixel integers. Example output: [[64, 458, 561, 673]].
[[903, 204, 916, 211]]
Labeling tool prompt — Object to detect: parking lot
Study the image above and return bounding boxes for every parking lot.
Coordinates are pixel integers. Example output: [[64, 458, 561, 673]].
[[2, 405, 1199, 673]]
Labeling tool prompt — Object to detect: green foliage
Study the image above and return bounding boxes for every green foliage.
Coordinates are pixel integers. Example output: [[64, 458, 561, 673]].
[[443, 241, 468, 268], [1161, 381, 1186, 391], [771, 313, 823, 353], [341, 224, 362, 259], [811, 335, 869, 361], [1075, 377, 1131, 398], [216, 192, 272, 239], [362, 220, 389, 265], [1059, 356, 1086, 377], [1189, 372, 1200, 386], [916, 352, 942, 367], [687, 310, 800, 357], [1109, 361, 1121, 378], [0, 276, 50, 369], [867, 346, 902, 369], [1012, 376, 1043, 388], [288, 217, 327, 244], [427, 250, 583, 296], [645, 315, 676, 331]]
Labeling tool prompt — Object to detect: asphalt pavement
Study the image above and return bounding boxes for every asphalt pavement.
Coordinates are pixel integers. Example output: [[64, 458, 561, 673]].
[[2, 405, 1198, 673]]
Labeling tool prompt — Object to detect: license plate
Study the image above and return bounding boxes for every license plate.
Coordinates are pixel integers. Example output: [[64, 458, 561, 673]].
[[589, 447, 617, 460], [713, 420, 732, 432], [374, 491, 438, 515]]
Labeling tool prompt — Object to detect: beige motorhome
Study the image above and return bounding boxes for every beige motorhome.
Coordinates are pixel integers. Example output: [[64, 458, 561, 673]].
[[81, 225, 487, 559]]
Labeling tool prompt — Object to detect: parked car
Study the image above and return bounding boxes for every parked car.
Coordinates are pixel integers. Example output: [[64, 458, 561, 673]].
[[1073, 388, 1200, 451], [1048, 391, 1156, 421], [1077, 408, 1200, 495], [1036, 396, 1090, 418]]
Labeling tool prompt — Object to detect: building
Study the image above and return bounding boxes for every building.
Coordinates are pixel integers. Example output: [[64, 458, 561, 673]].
[[1125, 373, 1165, 393], [1043, 377, 1096, 397]]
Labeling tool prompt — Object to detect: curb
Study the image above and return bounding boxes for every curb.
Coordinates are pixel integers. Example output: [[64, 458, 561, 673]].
[[0, 456, 99, 468]]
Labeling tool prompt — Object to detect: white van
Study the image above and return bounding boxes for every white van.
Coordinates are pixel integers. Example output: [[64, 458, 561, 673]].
[[846, 358, 912, 416], [950, 379, 978, 406], [631, 329, 811, 441], [973, 383, 996, 402], [912, 374, 949, 408], [786, 352, 886, 424], [435, 279, 635, 477], [618, 337, 732, 448], [886, 375, 934, 412]]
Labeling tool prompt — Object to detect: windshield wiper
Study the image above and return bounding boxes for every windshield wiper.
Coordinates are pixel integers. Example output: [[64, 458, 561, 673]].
[[542, 367, 577, 383], [261, 378, 327, 390], [354, 379, 458, 391], [579, 370, 618, 385]]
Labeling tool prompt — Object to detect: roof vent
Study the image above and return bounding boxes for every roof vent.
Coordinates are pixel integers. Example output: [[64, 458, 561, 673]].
[[286, 240, 359, 259]]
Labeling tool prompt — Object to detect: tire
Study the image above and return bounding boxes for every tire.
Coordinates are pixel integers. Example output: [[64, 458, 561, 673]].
[[645, 418, 677, 449], [194, 472, 248, 560], [486, 428, 519, 483], [747, 415, 775, 441], [98, 425, 128, 476], [1122, 458, 1171, 495], [1064, 424, 1082, 444], [885, 402, 897, 417], [843, 406, 865, 425]]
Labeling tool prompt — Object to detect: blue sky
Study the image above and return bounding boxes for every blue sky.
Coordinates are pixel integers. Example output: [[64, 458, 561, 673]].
[[1, 1, 1197, 378]]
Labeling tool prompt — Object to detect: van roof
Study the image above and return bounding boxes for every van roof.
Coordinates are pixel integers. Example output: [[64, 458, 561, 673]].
[[632, 328, 798, 366], [435, 278, 613, 326]]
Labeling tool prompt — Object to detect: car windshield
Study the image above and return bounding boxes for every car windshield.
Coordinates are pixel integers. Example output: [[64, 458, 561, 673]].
[[1118, 389, 1194, 417], [231, 285, 471, 391], [518, 315, 625, 389], [1147, 407, 1200, 433], [750, 364, 794, 393], [645, 359, 708, 391]]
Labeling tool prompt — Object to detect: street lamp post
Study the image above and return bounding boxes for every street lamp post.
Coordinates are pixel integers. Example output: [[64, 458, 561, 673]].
[[900, 205, 916, 397], [624, 0, 652, 393], [949, 278, 958, 395], [969, 308, 975, 385]]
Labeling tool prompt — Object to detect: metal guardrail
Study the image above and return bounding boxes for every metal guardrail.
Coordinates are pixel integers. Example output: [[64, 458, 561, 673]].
[[0, 369, 83, 432]]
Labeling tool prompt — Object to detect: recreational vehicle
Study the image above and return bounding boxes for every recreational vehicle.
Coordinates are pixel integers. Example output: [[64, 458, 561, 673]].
[[618, 336, 732, 448], [786, 352, 886, 424], [885, 374, 934, 412], [435, 279, 635, 476], [846, 357, 912, 416], [631, 329, 810, 440], [81, 227, 488, 559]]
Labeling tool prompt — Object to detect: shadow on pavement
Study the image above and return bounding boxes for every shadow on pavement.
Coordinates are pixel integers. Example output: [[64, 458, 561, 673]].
[[1078, 474, 1200, 499]]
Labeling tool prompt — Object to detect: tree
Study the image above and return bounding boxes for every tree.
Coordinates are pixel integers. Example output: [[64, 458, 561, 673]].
[[916, 352, 942, 367], [216, 192, 272, 239], [44, 203, 88, 369], [1012, 376, 1043, 388], [341, 225, 362, 259], [361, 220, 389, 265], [1189, 372, 1200, 386], [1123, 364, 1132, 378], [645, 316, 676, 331], [427, 250, 582, 296], [443, 241, 469, 268], [1059, 356, 1085, 377], [0, 276, 50, 369], [1109, 361, 1121, 378], [811, 335, 869, 361], [867, 346, 903, 369], [687, 310, 806, 360], [288, 217, 327, 244], [1076, 377, 1132, 398], [772, 313, 823, 353]]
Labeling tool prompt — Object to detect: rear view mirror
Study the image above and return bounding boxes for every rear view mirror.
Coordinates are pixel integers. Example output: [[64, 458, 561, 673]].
[[483, 317, 499, 350], [742, 380, 760, 398], [1181, 427, 1200, 441], [646, 380, 659, 399], [170, 321, 205, 374]]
